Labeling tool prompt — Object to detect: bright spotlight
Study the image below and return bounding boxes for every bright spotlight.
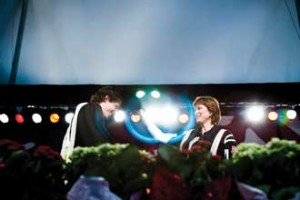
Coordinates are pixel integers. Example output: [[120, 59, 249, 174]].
[[136, 90, 146, 99], [145, 107, 160, 121], [150, 90, 160, 98], [114, 110, 126, 122], [245, 105, 265, 123], [268, 111, 278, 121], [32, 113, 42, 123], [145, 104, 179, 126], [179, 113, 189, 124], [0, 113, 9, 123], [130, 113, 141, 123], [163, 105, 179, 124], [15, 114, 24, 124], [50, 113, 60, 123], [286, 109, 297, 120], [65, 112, 74, 124]]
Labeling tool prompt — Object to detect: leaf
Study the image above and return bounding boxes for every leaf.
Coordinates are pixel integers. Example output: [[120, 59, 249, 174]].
[[158, 144, 193, 180], [4, 150, 30, 170], [271, 186, 300, 200]]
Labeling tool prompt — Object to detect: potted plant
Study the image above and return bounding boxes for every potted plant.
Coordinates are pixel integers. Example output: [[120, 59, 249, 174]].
[[68, 143, 157, 200], [230, 138, 300, 200], [0, 139, 70, 200], [150, 141, 232, 200]]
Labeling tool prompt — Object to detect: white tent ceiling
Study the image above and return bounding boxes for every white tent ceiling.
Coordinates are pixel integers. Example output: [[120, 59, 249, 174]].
[[1, 0, 300, 85]]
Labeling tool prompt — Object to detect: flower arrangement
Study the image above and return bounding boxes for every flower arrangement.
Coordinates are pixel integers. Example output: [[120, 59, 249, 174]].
[[67, 141, 233, 200], [68, 143, 157, 200], [1, 137, 300, 200], [151, 141, 232, 200], [0, 139, 70, 200], [230, 138, 300, 200]]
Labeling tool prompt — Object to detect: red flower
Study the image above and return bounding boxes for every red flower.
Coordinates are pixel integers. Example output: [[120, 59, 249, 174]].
[[32, 145, 62, 160], [150, 166, 191, 200], [212, 154, 222, 161], [0, 162, 5, 168], [181, 140, 212, 155], [200, 175, 232, 200], [0, 139, 23, 151]]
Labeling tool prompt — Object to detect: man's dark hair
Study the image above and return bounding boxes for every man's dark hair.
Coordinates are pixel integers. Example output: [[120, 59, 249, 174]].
[[90, 86, 122, 103]]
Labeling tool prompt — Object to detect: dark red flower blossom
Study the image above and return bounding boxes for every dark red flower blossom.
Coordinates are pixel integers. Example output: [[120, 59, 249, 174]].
[[150, 166, 191, 200], [32, 145, 62, 160], [0, 162, 5, 168]]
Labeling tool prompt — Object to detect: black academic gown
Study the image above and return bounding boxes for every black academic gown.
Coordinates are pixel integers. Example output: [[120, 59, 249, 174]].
[[74, 103, 113, 147]]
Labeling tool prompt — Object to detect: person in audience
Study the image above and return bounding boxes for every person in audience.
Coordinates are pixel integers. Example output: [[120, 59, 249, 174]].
[[60, 86, 122, 160], [179, 96, 237, 159]]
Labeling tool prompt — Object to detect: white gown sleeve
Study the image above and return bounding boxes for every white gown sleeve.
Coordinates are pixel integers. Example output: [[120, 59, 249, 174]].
[[140, 109, 177, 143]]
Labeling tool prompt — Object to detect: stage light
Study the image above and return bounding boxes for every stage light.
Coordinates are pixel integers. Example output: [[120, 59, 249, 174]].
[[163, 105, 179, 124], [113, 110, 126, 122], [136, 90, 146, 99], [245, 105, 265, 123], [144, 104, 179, 126], [179, 113, 189, 124], [15, 113, 24, 124], [144, 107, 160, 123], [125, 92, 195, 144], [50, 113, 60, 123], [32, 113, 42, 123], [286, 109, 297, 120], [130, 113, 141, 123], [268, 111, 278, 121], [65, 112, 74, 124], [150, 90, 160, 99], [0, 113, 9, 123]]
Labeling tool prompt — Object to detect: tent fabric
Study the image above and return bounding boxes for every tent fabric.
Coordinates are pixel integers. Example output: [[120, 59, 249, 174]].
[[0, 0, 300, 85]]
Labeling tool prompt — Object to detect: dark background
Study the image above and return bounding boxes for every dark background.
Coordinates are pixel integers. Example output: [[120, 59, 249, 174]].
[[1, 83, 300, 152], [1, 83, 299, 105]]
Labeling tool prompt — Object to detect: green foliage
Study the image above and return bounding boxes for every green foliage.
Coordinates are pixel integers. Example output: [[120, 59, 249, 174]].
[[68, 143, 157, 199], [2, 137, 300, 199], [231, 138, 300, 200], [0, 139, 70, 200], [157, 142, 230, 198]]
